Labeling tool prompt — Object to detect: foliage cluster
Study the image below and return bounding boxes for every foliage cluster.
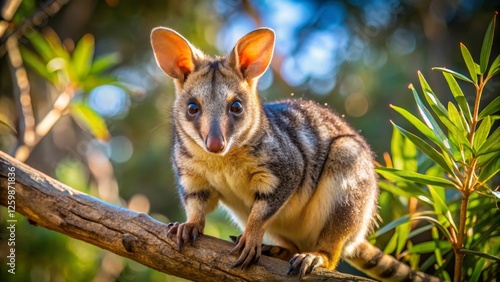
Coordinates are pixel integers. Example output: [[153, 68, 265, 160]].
[[374, 13, 499, 281]]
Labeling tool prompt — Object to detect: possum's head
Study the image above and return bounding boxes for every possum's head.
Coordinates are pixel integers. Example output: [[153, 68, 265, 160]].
[[151, 27, 275, 155]]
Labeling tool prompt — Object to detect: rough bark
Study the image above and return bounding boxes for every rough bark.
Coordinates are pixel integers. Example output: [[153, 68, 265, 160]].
[[0, 150, 373, 281]]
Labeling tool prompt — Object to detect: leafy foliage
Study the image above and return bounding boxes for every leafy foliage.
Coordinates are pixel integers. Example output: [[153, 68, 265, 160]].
[[375, 13, 500, 281], [19, 29, 124, 141]]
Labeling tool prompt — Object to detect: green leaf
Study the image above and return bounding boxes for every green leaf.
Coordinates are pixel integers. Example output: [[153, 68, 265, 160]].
[[479, 96, 500, 119], [478, 156, 500, 184], [428, 185, 457, 232], [488, 54, 500, 77], [477, 127, 500, 156], [392, 123, 454, 175], [19, 46, 54, 82], [89, 52, 121, 75], [374, 213, 413, 237], [448, 102, 468, 134], [460, 43, 478, 84], [408, 240, 452, 254], [474, 116, 492, 151], [384, 232, 398, 254], [378, 181, 433, 205], [409, 84, 452, 152], [396, 222, 411, 255], [391, 128, 404, 170], [376, 167, 458, 189], [0, 118, 17, 133], [72, 34, 95, 81], [477, 150, 500, 167], [408, 224, 433, 239], [43, 28, 71, 61], [460, 248, 500, 262], [390, 105, 442, 150], [81, 76, 118, 93], [417, 75, 472, 158], [441, 72, 473, 122], [432, 67, 474, 83], [470, 258, 486, 282], [70, 102, 110, 141], [413, 215, 453, 242], [431, 227, 444, 266], [480, 13, 496, 74], [26, 30, 54, 62], [418, 72, 450, 122]]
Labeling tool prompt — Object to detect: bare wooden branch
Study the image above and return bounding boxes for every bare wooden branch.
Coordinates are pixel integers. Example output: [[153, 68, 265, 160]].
[[0, 150, 373, 281], [6, 36, 36, 160]]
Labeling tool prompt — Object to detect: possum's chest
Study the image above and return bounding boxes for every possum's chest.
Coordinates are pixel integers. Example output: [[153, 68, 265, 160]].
[[189, 151, 279, 211]]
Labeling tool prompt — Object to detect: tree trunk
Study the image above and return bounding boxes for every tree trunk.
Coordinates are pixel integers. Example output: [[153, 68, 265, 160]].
[[0, 150, 372, 281]]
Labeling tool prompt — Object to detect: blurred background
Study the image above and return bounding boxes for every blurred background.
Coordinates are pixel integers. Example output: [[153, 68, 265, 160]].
[[0, 0, 499, 281]]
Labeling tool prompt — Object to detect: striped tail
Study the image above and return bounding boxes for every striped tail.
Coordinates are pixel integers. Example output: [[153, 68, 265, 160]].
[[345, 240, 441, 282]]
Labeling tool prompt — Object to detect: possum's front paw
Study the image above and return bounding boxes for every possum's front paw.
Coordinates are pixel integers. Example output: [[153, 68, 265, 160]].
[[288, 252, 325, 279], [166, 222, 204, 251], [230, 232, 262, 269]]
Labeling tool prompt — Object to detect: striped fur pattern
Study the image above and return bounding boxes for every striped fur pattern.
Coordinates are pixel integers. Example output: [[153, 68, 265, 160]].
[[151, 27, 437, 281]]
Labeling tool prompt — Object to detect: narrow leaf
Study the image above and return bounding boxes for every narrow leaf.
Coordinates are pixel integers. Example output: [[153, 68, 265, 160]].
[[432, 67, 474, 83], [413, 216, 453, 242], [26, 30, 54, 62], [378, 181, 433, 205], [374, 211, 435, 237], [441, 72, 472, 122], [431, 227, 444, 266], [477, 127, 500, 156], [396, 222, 411, 255], [448, 102, 468, 134], [479, 96, 500, 118], [391, 128, 405, 170], [403, 133, 418, 172], [480, 13, 496, 74], [474, 116, 492, 151], [460, 248, 500, 262], [408, 84, 451, 152], [390, 105, 442, 150], [488, 54, 500, 77], [408, 240, 452, 254], [478, 156, 500, 184], [375, 167, 458, 189], [470, 258, 486, 282], [89, 53, 121, 75], [43, 28, 71, 61], [70, 103, 110, 141], [375, 213, 418, 237], [19, 46, 54, 82], [384, 232, 398, 254], [72, 34, 95, 81], [392, 123, 454, 175], [0, 118, 17, 133], [460, 43, 478, 83]]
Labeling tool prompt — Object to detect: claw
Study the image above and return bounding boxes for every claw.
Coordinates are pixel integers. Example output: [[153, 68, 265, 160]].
[[165, 222, 203, 252], [229, 234, 242, 244], [288, 253, 324, 278], [230, 233, 261, 269]]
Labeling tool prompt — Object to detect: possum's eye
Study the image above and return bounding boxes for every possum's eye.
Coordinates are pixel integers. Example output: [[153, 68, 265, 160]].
[[187, 102, 199, 115], [230, 101, 243, 114]]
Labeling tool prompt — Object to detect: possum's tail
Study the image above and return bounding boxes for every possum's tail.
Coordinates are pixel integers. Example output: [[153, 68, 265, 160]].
[[345, 240, 440, 282]]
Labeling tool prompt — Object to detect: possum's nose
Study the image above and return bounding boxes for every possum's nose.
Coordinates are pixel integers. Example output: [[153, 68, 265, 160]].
[[206, 134, 225, 153]]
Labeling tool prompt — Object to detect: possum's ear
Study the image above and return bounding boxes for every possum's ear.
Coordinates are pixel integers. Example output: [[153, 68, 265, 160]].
[[229, 28, 275, 81], [151, 27, 202, 81]]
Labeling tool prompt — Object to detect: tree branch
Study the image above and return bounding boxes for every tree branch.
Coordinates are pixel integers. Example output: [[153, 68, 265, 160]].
[[0, 150, 372, 281]]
